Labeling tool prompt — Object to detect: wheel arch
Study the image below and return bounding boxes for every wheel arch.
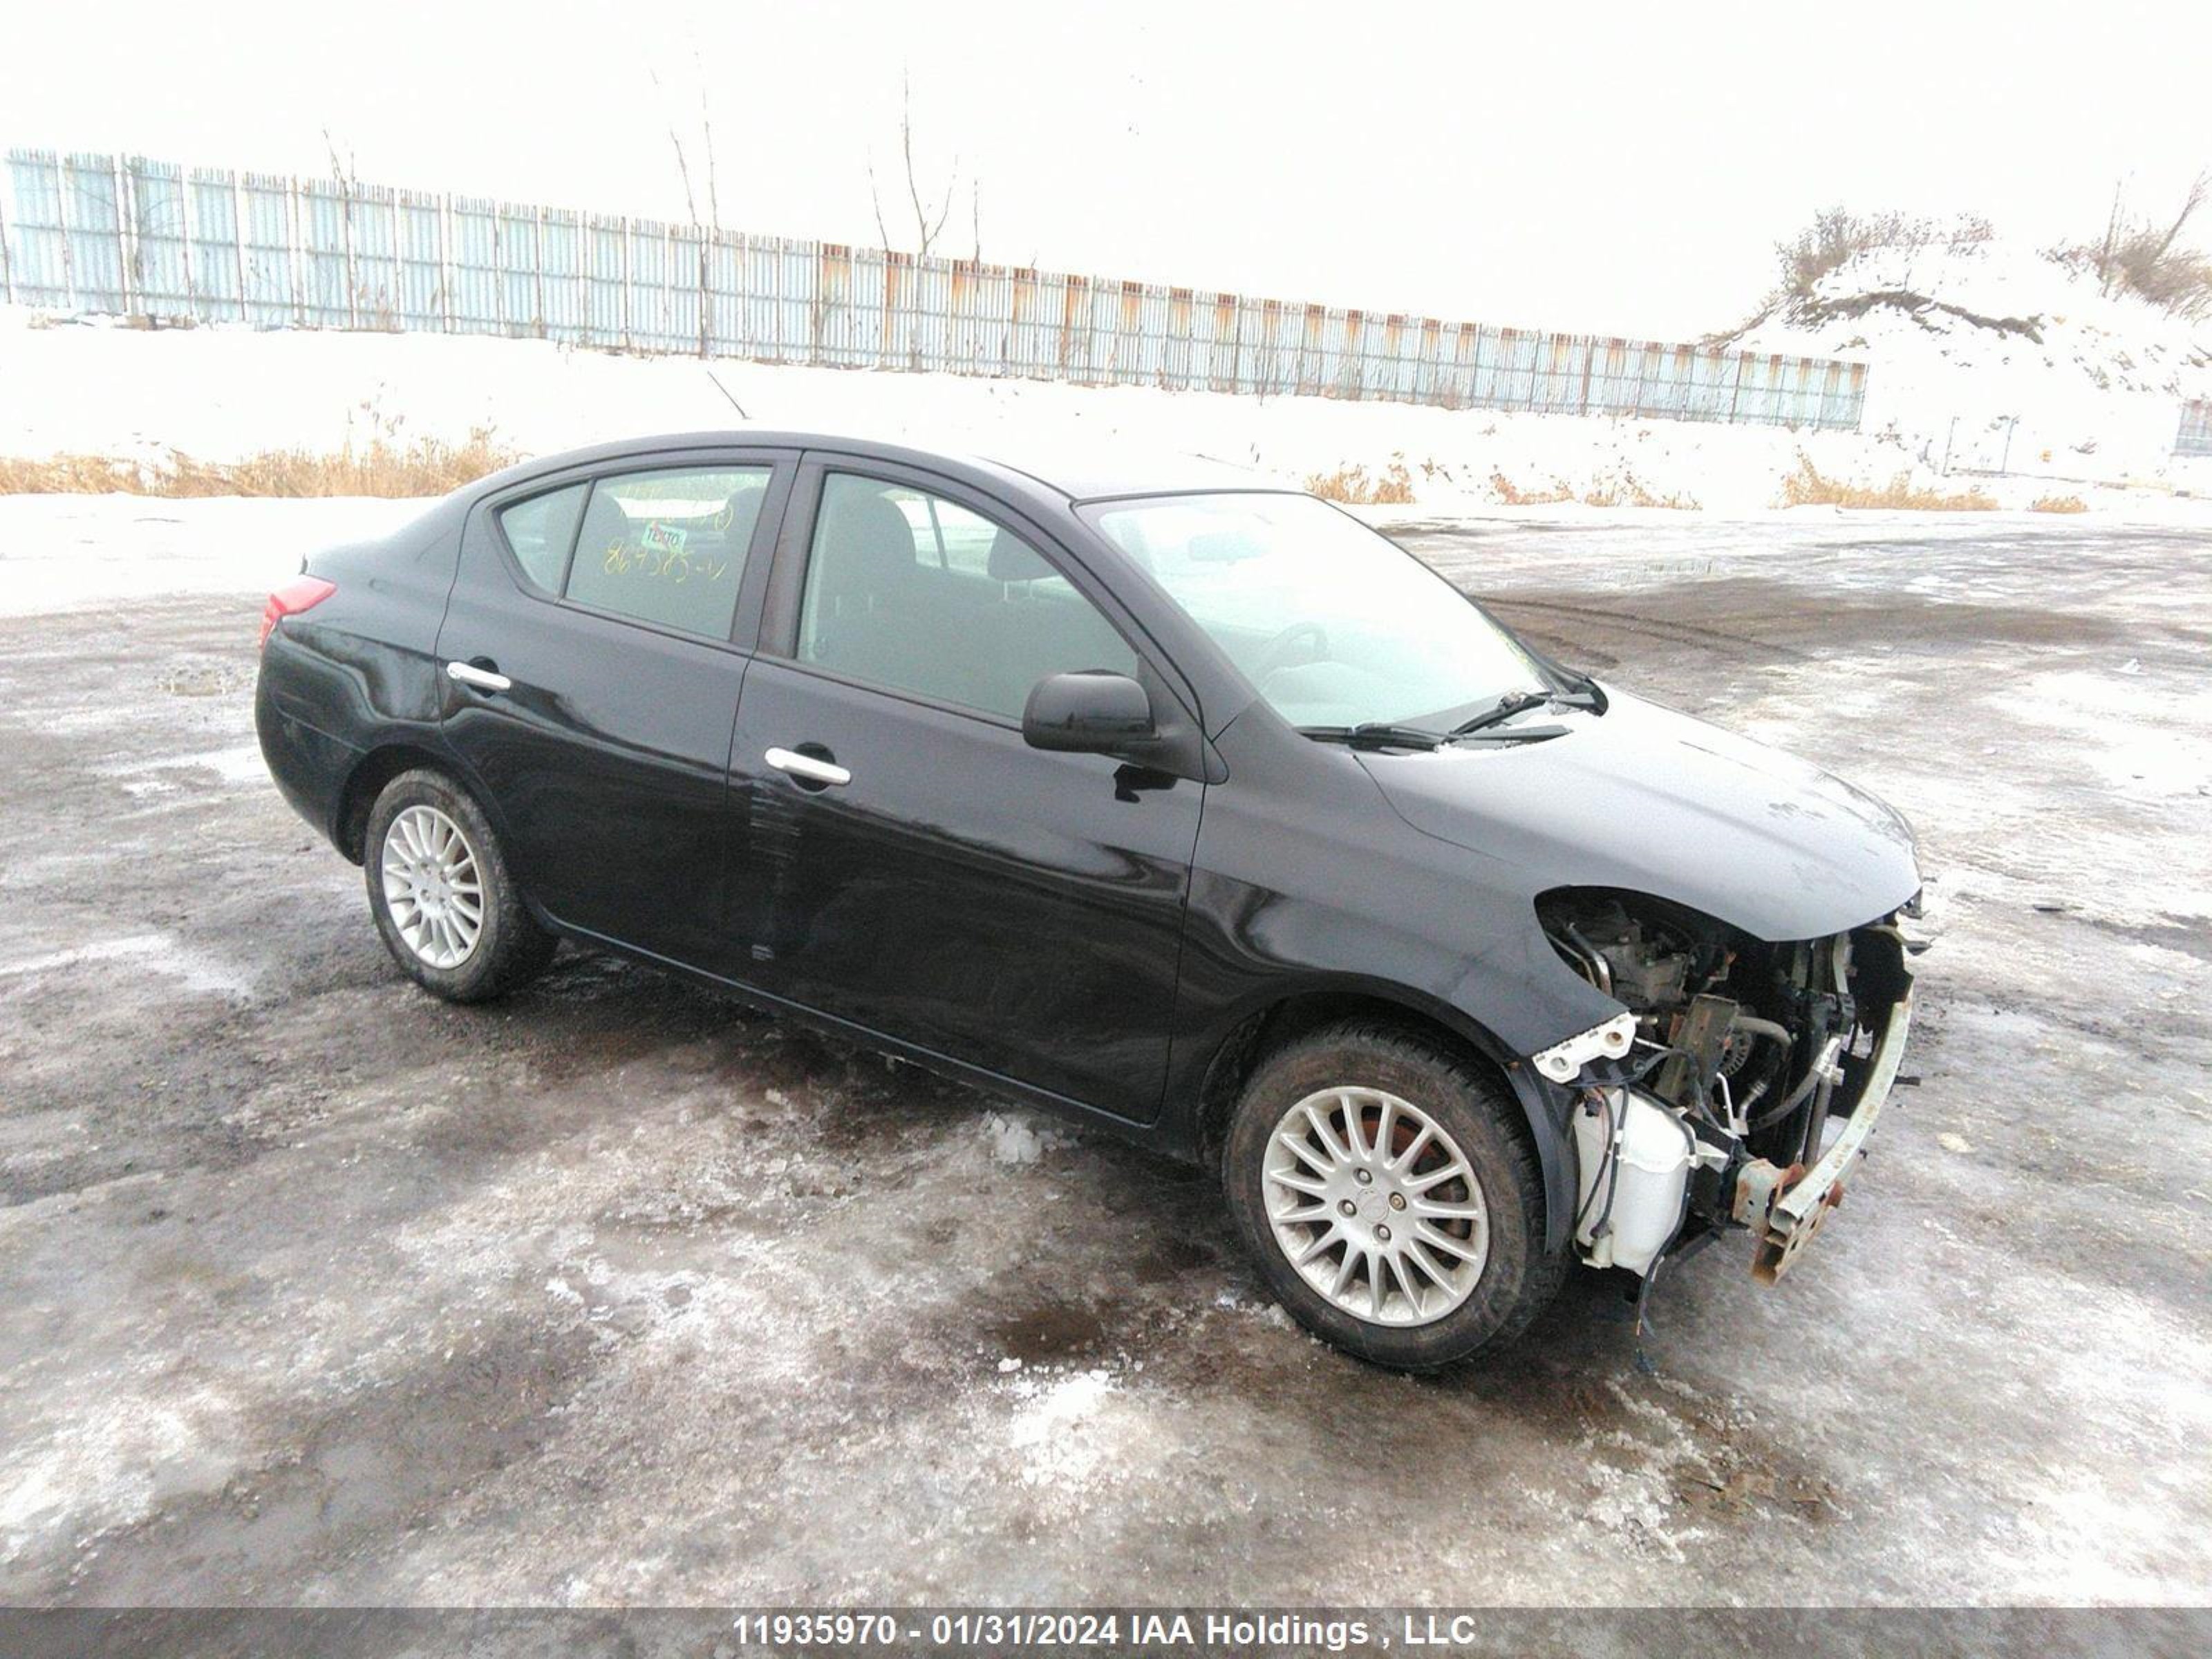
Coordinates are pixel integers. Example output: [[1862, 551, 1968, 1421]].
[[1190, 983, 1577, 1253], [332, 742, 460, 864]]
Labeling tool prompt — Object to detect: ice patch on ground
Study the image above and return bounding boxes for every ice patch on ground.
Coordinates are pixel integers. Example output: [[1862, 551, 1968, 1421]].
[[0, 1386, 234, 1567], [1582, 1460, 1682, 1552], [2004, 668, 2212, 805], [0, 932, 255, 1000], [981, 1110, 1057, 1166], [1002, 1368, 1126, 1491], [100, 744, 268, 789]]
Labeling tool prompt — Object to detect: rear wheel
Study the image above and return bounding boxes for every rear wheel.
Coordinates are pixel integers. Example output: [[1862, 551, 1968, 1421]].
[[364, 769, 556, 1002], [1223, 1021, 1565, 1369]]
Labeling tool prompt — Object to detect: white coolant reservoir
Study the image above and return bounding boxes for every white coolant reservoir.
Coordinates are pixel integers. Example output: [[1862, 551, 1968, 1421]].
[[1571, 1087, 1700, 1276]]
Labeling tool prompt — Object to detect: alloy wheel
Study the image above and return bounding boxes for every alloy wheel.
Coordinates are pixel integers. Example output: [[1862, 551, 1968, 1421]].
[[379, 803, 485, 970], [1262, 1086, 1490, 1327]]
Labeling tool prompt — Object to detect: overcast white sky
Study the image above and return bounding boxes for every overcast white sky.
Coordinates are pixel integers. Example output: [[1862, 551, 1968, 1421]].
[[9, 0, 2210, 337]]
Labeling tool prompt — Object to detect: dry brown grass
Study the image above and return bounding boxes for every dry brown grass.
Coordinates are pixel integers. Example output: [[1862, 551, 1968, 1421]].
[[1577, 472, 1700, 510], [1779, 454, 1996, 511], [1774, 208, 1993, 305], [0, 427, 518, 498], [2049, 172, 2212, 320], [2030, 492, 2089, 514], [1306, 457, 1416, 505], [0, 454, 145, 494], [1488, 469, 1574, 506], [1485, 468, 1700, 509]]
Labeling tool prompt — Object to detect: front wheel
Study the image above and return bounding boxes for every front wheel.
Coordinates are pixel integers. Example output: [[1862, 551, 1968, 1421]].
[[363, 769, 557, 1002], [1222, 1022, 1565, 1369]]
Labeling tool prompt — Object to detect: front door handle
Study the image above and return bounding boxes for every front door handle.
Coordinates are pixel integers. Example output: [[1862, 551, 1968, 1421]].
[[446, 661, 512, 693], [765, 747, 852, 787]]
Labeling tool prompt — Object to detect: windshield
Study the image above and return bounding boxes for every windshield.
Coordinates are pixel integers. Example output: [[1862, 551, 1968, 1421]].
[[1085, 492, 1546, 731]]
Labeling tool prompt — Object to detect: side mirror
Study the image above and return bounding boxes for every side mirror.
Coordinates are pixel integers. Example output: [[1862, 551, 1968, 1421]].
[[1022, 671, 1156, 756]]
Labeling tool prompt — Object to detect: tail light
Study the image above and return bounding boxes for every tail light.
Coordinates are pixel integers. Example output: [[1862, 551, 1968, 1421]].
[[259, 576, 337, 650]]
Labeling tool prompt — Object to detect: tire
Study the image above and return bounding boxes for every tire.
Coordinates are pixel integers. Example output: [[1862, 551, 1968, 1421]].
[[1222, 1020, 1566, 1370], [363, 768, 557, 1003]]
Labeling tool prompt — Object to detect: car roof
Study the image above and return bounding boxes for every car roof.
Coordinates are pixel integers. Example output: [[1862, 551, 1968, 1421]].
[[476, 429, 1287, 506]]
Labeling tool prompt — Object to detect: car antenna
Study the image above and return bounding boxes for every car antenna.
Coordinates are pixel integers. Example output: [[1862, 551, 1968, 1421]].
[[704, 368, 749, 420]]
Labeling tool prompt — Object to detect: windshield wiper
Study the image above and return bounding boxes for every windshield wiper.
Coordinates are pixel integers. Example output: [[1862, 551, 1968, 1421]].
[[1450, 689, 1552, 736], [1449, 683, 1602, 738], [1299, 720, 1569, 753], [1297, 722, 1445, 752]]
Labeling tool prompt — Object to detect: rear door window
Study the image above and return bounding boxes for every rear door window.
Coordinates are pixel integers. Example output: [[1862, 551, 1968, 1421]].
[[561, 467, 772, 638]]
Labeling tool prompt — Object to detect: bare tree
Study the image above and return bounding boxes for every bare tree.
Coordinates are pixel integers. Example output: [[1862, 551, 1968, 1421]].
[[648, 62, 720, 229], [697, 57, 722, 232], [868, 171, 894, 251], [868, 71, 960, 256], [647, 60, 724, 356], [321, 128, 359, 189], [319, 129, 378, 328]]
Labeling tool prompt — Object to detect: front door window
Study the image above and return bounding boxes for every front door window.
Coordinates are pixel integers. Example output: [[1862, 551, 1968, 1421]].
[[796, 473, 1138, 719]]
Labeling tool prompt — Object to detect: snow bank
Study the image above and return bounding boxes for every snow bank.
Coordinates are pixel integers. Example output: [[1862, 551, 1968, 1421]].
[[4, 277, 2209, 516], [1730, 241, 2212, 490], [0, 306, 1969, 516]]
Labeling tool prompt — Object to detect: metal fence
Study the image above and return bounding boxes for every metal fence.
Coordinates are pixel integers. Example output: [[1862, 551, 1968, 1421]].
[[1, 149, 1870, 431], [2180, 400, 2212, 458]]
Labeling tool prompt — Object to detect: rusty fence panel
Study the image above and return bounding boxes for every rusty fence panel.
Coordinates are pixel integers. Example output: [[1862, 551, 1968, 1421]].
[[1, 147, 1874, 432]]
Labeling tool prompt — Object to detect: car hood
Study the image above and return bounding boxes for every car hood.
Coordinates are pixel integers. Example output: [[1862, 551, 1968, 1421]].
[[1356, 689, 1920, 942]]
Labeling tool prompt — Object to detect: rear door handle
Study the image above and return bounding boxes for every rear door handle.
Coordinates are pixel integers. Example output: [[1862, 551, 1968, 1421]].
[[446, 661, 512, 693], [765, 747, 851, 787]]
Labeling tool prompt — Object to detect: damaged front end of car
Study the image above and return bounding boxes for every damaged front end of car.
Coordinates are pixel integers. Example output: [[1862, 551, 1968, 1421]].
[[1530, 888, 1918, 1290]]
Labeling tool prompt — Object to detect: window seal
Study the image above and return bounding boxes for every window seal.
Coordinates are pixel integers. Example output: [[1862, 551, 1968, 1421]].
[[764, 655, 1029, 734], [554, 480, 591, 597]]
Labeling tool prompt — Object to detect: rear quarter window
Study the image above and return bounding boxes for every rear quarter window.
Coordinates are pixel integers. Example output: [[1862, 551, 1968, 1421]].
[[494, 482, 588, 592]]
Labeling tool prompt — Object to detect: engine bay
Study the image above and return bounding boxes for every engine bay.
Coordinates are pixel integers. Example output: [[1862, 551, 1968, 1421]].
[[1537, 888, 1915, 1282]]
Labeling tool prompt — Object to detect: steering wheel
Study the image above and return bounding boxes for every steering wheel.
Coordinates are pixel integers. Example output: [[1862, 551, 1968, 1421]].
[[1253, 621, 1331, 682]]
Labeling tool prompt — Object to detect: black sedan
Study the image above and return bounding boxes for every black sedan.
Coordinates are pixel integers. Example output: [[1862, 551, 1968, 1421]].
[[256, 431, 1920, 1369]]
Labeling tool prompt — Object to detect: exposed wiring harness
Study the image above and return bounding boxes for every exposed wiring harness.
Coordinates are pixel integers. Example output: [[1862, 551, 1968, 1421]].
[[1573, 1087, 1624, 1244]]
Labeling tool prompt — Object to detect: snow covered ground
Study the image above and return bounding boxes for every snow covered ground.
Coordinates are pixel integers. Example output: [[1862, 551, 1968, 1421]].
[[0, 495, 425, 616], [6, 288, 2210, 521]]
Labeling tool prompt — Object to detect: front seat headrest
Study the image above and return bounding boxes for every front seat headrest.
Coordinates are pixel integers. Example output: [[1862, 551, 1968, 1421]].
[[985, 527, 1057, 584], [816, 491, 921, 608]]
